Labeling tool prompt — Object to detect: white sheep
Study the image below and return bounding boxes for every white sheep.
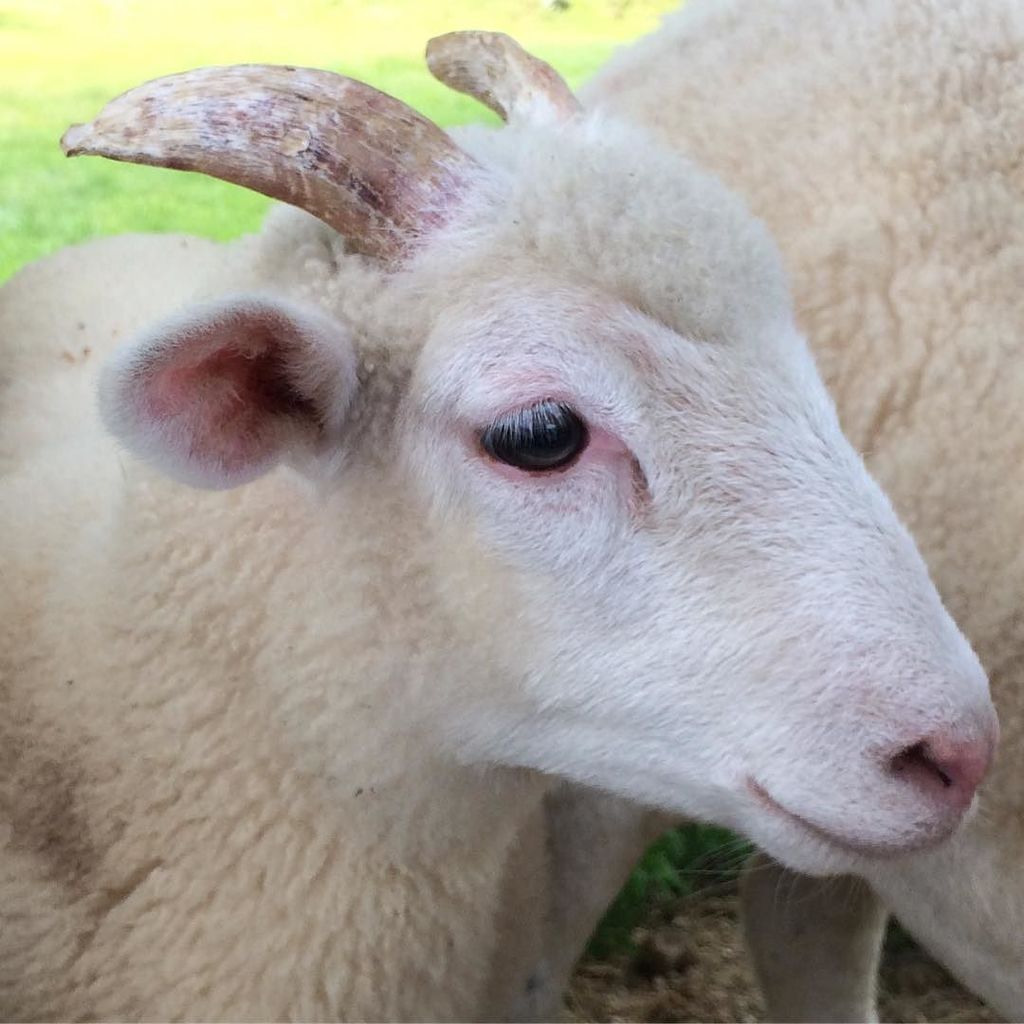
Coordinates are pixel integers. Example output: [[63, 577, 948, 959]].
[[584, 0, 1024, 1017], [0, 31, 997, 1020]]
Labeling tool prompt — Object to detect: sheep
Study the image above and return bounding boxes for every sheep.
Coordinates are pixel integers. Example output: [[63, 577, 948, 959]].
[[0, 31, 998, 1021], [583, 0, 1024, 1017]]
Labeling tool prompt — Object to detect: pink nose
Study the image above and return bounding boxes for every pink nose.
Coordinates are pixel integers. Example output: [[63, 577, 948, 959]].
[[889, 727, 997, 812]]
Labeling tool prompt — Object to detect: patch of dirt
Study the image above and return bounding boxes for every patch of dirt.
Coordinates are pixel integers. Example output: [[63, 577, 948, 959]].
[[566, 883, 998, 1022]]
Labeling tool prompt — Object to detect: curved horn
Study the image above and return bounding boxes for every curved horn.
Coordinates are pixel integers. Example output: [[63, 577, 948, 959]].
[[426, 31, 581, 123], [61, 64, 475, 261]]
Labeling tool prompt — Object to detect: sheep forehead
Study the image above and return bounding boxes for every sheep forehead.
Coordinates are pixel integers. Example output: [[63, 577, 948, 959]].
[[441, 113, 793, 344], [278, 111, 791, 352], [274, 114, 800, 444]]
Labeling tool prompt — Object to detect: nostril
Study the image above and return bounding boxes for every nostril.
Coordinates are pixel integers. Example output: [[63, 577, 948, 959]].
[[888, 733, 993, 810], [890, 741, 952, 789]]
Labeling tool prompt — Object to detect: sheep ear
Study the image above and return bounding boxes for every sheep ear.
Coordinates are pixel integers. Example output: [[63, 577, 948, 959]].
[[99, 295, 358, 489]]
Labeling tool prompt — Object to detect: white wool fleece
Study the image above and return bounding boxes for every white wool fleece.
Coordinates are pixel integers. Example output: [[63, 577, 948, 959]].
[[0, 17, 1001, 1019]]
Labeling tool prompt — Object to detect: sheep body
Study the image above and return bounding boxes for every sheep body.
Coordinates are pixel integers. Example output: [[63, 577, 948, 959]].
[[0, 23, 1001, 1020], [0, 228, 519, 1020], [585, 0, 1024, 1015]]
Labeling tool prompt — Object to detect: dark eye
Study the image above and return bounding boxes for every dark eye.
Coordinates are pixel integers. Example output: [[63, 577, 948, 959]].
[[480, 400, 589, 472]]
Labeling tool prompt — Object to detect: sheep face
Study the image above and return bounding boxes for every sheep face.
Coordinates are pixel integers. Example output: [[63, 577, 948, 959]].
[[406, 294, 996, 879], [81, 59, 996, 877], [399, 118, 998, 874]]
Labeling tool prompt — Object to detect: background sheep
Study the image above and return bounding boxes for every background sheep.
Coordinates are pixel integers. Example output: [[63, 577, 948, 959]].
[[0, 24, 997, 1023], [584, 0, 1024, 1017]]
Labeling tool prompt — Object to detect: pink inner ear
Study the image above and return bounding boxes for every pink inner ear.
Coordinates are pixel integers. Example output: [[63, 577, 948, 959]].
[[139, 316, 316, 479]]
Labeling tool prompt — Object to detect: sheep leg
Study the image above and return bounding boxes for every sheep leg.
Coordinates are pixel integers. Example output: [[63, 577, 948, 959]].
[[545, 785, 674, 947], [539, 786, 675, 1007], [740, 851, 887, 1022]]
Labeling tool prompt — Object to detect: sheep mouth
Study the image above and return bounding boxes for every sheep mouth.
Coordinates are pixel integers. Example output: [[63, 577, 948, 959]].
[[746, 778, 942, 859]]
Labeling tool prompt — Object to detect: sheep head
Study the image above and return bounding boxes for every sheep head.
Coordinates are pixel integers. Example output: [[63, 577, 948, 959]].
[[62, 36, 997, 878]]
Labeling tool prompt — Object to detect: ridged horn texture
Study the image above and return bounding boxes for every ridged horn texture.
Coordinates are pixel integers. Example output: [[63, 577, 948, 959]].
[[425, 31, 581, 123], [61, 64, 475, 261]]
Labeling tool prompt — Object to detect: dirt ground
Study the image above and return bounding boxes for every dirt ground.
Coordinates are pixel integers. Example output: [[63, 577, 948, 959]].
[[567, 882, 999, 1023]]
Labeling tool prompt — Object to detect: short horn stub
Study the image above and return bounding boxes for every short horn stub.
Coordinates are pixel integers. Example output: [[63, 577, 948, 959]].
[[426, 31, 581, 123], [61, 64, 476, 262]]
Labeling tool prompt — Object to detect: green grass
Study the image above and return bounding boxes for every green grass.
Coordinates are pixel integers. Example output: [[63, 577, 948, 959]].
[[0, 0, 678, 281], [1, 0, 746, 957]]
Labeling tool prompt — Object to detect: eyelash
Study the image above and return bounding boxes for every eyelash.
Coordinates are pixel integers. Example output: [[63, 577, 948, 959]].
[[479, 400, 589, 472]]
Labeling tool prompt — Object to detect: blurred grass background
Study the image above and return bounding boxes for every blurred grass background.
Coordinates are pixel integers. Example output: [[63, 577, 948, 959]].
[[1, 0, 750, 956], [0, 0, 680, 281]]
